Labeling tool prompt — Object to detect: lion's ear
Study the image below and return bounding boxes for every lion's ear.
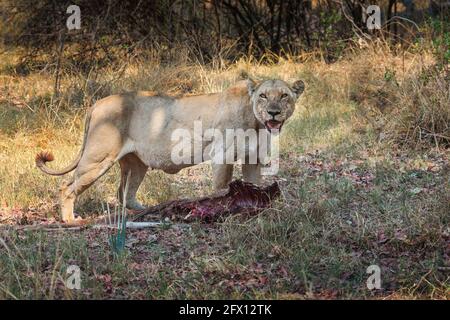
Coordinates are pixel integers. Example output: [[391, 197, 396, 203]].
[[292, 80, 305, 97], [238, 70, 250, 81], [247, 79, 257, 96]]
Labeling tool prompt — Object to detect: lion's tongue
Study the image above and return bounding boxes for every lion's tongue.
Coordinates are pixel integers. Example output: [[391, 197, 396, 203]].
[[266, 120, 281, 130]]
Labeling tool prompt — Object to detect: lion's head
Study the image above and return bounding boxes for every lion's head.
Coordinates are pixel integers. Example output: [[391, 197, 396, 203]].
[[248, 79, 305, 133]]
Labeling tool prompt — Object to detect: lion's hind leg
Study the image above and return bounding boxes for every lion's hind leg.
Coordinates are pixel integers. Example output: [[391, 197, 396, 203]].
[[60, 158, 115, 223]]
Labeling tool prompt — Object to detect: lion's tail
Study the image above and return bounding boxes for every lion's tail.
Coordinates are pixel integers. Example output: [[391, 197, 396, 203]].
[[35, 111, 91, 176]]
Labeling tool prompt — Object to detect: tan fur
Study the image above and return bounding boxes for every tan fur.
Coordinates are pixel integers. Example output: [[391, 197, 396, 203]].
[[36, 79, 304, 222]]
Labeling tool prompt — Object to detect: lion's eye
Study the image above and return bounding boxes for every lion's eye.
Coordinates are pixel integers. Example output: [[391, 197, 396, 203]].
[[259, 93, 267, 99], [281, 93, 289, 99]]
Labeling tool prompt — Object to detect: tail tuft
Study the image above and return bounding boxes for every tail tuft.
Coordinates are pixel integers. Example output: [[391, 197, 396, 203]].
[[35, 151, 54, 167]]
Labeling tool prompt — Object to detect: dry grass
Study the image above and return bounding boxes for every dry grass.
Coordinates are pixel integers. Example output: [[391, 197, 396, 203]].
[[385, 68, 450, 148], [0, 42, 449, 299]]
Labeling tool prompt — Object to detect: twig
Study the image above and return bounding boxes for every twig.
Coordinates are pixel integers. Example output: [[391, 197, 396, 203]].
[[53, 30, 66, 98], [0, 224, 89, 232], [92, 221, 164, 229]]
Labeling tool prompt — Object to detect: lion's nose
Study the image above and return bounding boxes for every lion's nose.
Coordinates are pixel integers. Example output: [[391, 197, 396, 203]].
[[268, 110, 281, 117]]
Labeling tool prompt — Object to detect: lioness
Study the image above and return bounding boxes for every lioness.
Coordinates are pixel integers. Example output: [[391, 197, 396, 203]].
[[36, 78, 305, 222]]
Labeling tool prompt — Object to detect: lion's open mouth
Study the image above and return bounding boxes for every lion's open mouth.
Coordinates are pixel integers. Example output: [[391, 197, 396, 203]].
[[265, 120, 283, 133]]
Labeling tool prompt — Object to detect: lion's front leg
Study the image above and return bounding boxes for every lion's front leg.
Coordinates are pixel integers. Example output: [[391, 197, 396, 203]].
[[118, 154, 148, 210], [242, 163, 262, 185], [212, 164, 234, 191]]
